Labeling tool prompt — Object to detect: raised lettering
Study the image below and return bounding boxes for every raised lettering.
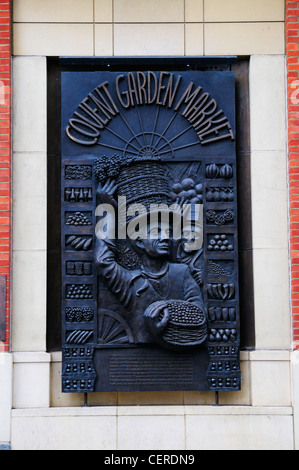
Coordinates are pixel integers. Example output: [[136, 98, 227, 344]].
[[194, 109, 226, 135], [91, 92, 115, 121], [163, 73, 182, 108], [183, 91, 209, 119], [116, 74, 130, 109], [199, 122, 235, 145], [156, 72, 169, 105], [189, 98, 217, 126], [66, 119, 99, 146], [147, 71, 158, 104], [96, 81, 119, 115], [73, 110, 103, 130], [68, 118, 100, 138], [78, 98, 107, 127], [174, 82, 202, 112], [185, 93, 211, 121], [137, 72, 147, 105], [128, 72, 140, 107], [65, 72, 235, 149]]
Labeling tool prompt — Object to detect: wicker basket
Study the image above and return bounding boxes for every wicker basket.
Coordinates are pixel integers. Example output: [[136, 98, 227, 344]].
[[145, 300, 208, 350], [116, 161, 172, 223], [162, 300, 207, 346]]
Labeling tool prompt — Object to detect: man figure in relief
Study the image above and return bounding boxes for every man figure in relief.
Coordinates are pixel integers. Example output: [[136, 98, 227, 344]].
[[94, 176, 207, 349]]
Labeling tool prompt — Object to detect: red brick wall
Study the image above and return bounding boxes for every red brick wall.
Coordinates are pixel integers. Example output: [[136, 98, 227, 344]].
[[0, 0, 11, 352], [287, 1, 299, 350]]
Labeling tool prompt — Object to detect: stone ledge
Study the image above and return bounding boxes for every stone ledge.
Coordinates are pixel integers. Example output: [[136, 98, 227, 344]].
[[11, 406, 294, 450], [12, 405, 293, 418], [249, 350, 291, 361], [13, 352, 51, 363]]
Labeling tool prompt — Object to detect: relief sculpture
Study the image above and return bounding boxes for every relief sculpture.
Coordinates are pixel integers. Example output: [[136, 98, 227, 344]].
[[94, 155, 207, 351], [61, 69, 241, 393]]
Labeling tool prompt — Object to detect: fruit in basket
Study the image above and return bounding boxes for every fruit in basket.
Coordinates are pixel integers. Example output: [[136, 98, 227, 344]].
[[172, 182, 183, 194], [144, 300, 207, 351], [171, 177, 203, 204], [181, 178, 195, 190]]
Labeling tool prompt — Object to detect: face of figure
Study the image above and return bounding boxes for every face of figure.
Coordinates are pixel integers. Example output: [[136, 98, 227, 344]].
[[136, 220, 172, 258]]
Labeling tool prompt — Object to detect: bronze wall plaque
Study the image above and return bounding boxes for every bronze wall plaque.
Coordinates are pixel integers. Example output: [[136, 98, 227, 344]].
[[60, 69, 240, 393]]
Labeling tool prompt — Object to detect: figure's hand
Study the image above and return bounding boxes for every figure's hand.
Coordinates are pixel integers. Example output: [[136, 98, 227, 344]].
[[144, 301, 170, 333], [96, 178, 118, 208]]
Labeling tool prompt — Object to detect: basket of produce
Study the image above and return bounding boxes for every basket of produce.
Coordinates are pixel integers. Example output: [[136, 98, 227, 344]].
[[144, 300, 207, 351]]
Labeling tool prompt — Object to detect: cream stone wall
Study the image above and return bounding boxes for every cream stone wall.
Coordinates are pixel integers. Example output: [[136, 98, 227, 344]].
[[12, 0, 285, 56], [8, 0, 294, 451], [0, 354, 13, 446], [250, 55, 290, 350], [12, 56, 47, 353], [11, 405, 294, 450]]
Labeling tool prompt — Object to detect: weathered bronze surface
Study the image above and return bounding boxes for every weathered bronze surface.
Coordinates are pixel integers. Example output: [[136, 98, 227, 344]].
[[60, 70, 240, 393]]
